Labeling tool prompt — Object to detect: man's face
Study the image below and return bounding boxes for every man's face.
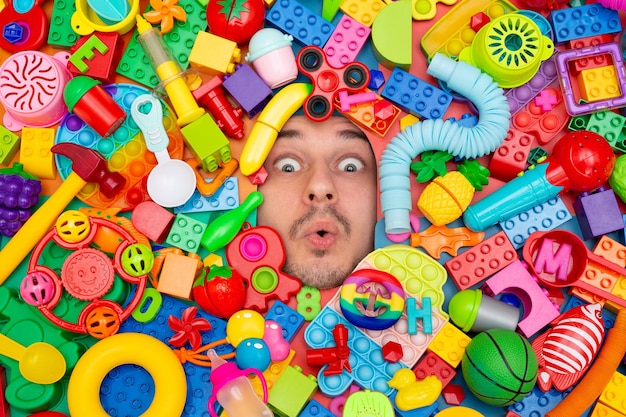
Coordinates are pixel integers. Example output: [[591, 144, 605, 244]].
[[256, 115, 378, 289]]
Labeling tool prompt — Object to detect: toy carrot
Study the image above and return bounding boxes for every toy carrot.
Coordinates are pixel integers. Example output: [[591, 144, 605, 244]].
[[546, 308, 626, 417]]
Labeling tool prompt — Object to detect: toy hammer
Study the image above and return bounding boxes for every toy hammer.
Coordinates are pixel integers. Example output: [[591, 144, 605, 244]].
[[0, 143, 126, 285]]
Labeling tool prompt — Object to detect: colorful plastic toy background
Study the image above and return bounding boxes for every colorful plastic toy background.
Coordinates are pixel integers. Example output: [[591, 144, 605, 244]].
[[1, 1, 626, 417]]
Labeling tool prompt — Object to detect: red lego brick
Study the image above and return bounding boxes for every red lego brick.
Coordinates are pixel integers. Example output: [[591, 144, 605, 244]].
[[67, 32, 124, 84], [442, 383, 465, 406], [411, 351, 456, 389], [382, 340, 403, 363], [0, 367, 8, 417], [470, 12, 489, 32], [488, 129, 534, 182], [444, 231, 518, 291], [569, 34, 615, 74]]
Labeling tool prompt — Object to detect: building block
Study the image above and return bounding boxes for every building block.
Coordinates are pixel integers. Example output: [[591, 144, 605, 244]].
[[19, 127, 56, 179], [488, 129, 533, 182], [131, 201, 175, 244], [608, 276, 626, 313], [264, 299, 305, 342], [67, 32, 125, 84], [191, 75, 245, 140], [189, 31, 242, 76], [406, 296, 432, 335], [250, 349, 296, 398], [47, 0, 80, 48], [447, 113, 478, 128], [334, 91, 401, 137], [577, 64, 622, 103], [368, 69, 386, 91], [400, 114, 420, 130], [590, 402, 626, 417], [370, 0, 412, 69], [550, 3, 621, 43], [442, 383, 465, 405], [444, 230, 519, 291], [156, 252, 201, 299], [382, 341, 403, 363], [116, 0, 206, 87], [569, 34, 615, 73], [500, 196, 572, 249], [505, 54, 559, 115], [266, 0, 335, 46], [412, 350, 456, 390], [598, 371, 626, 415], [165, 213, 207, 253], [586, 110, 626, 154], [323, 15, 371, 69], [268, 365, 318, 417], [340, 0, 386, 27], [222, 64, 273, 118], [594, 235, 626, 267], [426, 321, 471, 368], [181, 113, 232, 173], [483, 260, 560, 338], [527, 147, 548, 166], [300, 399, 335, 417], [574, 188, 624, 240], [381, 67, 452, 119], [389, 392, 440, 417], [0, 126, 19, 166], [322, 0, 343, 21], [507, 386, 570, 417], [174, 177, 240, 214], [0, 368, 8, 417]]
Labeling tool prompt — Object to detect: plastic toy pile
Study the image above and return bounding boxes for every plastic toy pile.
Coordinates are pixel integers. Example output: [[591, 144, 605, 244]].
[[0, 0, 626, 416]]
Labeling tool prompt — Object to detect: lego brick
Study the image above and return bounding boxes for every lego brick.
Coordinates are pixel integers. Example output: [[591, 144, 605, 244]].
[[299, 399, 335, 417], [381, 67, 452, 119], [266, 0, 335, 46], [488, 129, 533, 182], [574, 188, 624, 240], [507, 386, 570, 417], [527, 146, 548, 165], [19, 127, 56, 180], [165, 213, 207, 253], [446, 113, 478, 128], [264, 299, 305, 342], [268, 365, 318, 417], [412, 350, 456, 389], [426, 321, 471, 368], [590, 402, 626, 417], [550, 3, 621, 43], [67, 32, 125, 84], [0, 368, 8, 417], [483, 260, 560, 338], [323, 15, 371, 69], [131, 200, 175, 244], [586, 110, 626, 154], [608, 276, 626, 313], [578, 64, 622, 103], [116, 0, 206, 87], [0, 126, 20, 166], [47, 0, 80, 48], [444, 230, 519, 291], [389, 392, 440, 417], [251, 349, 296, 398], [340, 0, 386, 27], [505, 54, 559, 115], [181, 113, 232, 173], [571, 52, 613, 75], [334, 91, 401, 137], [500, 196, 572, 249], [156, 253, 201, 299], [599, 371, 626, 415], [222, 64, 273, 118], [189, 31, 241, 76], [175, 177, 240, 214]]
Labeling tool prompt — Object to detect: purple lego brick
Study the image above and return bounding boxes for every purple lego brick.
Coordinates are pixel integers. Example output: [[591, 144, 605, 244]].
[[505, 53, 559, 114], [323, 15, 370, 69], [556, 42, 626, 116], [266, 0, 335, 47], [381, 67, 452, 119], [222, 63, 273, 117], [550, 3, 621, 43], [573, 187, 624, 240], [264, 299, 305, 342]]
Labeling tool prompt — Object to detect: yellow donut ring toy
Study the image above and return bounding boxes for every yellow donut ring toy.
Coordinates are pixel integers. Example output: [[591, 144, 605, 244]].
[[68, 332, 187, 417]]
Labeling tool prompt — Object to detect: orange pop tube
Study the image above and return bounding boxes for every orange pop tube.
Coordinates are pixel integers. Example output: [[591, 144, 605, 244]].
[[546, 308, 626, 417]]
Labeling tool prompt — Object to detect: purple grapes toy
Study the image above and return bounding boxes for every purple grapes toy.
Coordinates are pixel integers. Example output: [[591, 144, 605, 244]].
[[0, 163, 41, 237]]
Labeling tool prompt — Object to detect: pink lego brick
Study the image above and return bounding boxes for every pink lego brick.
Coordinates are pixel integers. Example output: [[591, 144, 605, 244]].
[[323, 15, 371, 69]]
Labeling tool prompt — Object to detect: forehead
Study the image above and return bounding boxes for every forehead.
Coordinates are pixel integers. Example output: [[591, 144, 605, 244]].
[[276, 115, 373, 152]]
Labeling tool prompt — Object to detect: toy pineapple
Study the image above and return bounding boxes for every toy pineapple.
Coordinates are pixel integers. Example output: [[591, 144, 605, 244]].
[[411, 151, 489, 226]]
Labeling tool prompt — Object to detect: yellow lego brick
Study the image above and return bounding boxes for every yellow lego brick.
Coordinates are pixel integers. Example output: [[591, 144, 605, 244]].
[[591, 402, 626, 417], [19, 127, 56, 179], [577, 64, 622, 103], [427, 321, 471, 367], [340, 0, 386, 27], [607, 276, 626, 313], [599, 371, 626, 415], [203, 253, 224, 267], [189, 31, 242, 76], [400, 114, 420, 130]]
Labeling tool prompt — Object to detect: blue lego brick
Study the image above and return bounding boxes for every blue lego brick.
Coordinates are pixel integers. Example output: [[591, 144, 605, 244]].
[[304, 306, 405, 397], [266, 0, 335, 47], [499, 196, 573, 249], [381, 68, 452, 120], [298, 399, 335, 417], [446, 113, 478, 128], [507, 386, 571, 417], [175, 177, 240, 214], [562, 295, 617, 330], [390, 392, 439, 417], [550, 3, 621, 43], [265, 300, 305, 342], [114, 294, 232, 417]]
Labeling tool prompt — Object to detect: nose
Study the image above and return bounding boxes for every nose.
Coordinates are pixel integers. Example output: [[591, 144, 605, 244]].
[[304, 163, 337, 204]]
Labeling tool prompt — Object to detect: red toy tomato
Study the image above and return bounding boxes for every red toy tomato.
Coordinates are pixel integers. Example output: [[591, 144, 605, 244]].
[[192, 265, 246, 319], [206, 0, 266, 44]]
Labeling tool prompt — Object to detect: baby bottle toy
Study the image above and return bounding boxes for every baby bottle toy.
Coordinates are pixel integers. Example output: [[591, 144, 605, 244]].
[[207, 349, 273, 417]]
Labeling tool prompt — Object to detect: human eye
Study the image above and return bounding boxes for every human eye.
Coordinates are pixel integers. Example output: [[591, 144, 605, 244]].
[[274, 157, 302, 173], [338, 157, 365, 173]]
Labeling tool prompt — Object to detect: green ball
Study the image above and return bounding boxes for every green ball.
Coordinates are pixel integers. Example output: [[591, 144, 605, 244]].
[[609, 154, 626, 203], [461, 328, 538, 407]]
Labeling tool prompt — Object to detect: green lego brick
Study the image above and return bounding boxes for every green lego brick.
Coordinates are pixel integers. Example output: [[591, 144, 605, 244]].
[[165, 213, 207, 253], [180, 113, 231, 172], [116, 0, 207, 87], [0, 127, 20, 166], [48, 0, 80, 48], [567, 113, 590, 131], [587, 110, 626, 152], [268, 365, 318, 417]]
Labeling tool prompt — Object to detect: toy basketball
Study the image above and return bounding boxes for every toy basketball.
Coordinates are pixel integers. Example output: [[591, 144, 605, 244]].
[[461, 328, 538, 406]]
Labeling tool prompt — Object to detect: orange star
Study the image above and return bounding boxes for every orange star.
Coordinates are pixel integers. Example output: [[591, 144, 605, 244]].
[[143, 0, 187, 34]]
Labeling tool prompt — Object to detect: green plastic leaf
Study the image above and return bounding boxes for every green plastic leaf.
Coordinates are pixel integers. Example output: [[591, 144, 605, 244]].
[[410, 150, 452, 182], [458, 159, 490, 191]]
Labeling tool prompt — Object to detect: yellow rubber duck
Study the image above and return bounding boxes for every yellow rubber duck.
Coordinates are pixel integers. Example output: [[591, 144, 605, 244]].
[[387, 368, 442, 411]]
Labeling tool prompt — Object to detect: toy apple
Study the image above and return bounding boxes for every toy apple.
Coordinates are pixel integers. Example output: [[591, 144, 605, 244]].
[[206, 0, 265, 44], [192, 265, 246, 318]]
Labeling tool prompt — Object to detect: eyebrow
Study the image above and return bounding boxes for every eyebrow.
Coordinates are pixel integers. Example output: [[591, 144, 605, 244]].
[[277, 127, 369, 142]]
